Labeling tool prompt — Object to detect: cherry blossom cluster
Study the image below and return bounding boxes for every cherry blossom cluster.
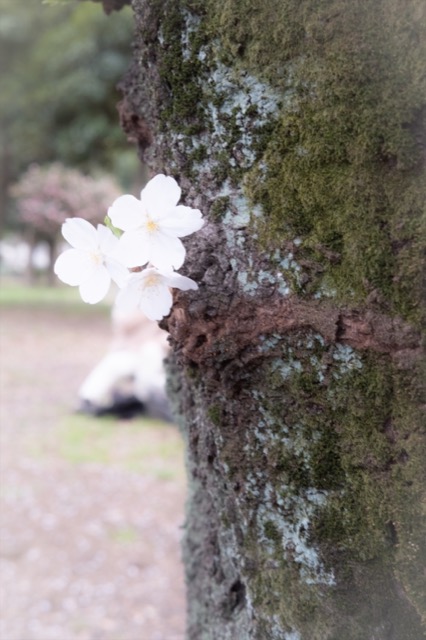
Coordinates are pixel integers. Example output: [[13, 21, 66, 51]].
[[54, 174, 203, 321]]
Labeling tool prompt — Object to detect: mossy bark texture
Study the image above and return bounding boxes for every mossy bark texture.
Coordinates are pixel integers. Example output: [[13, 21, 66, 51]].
[[121, 1, 425, 638]]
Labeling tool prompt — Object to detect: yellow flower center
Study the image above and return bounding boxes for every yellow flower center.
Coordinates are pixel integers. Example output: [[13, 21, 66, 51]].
[[145, 218, 158, 233], [143, 273, 161, 288], [89, 250, 103, 266]]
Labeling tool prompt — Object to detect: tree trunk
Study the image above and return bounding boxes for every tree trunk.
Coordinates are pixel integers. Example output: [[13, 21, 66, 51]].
[[117, 1, 425, 637]]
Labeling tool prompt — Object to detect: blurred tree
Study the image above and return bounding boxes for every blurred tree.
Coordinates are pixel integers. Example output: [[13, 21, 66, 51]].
[[0, 0, 135, 232], [10, 162, 121, 282]]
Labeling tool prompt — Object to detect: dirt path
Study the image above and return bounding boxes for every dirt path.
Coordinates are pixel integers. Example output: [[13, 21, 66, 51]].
[[0, 303, 186, 640]]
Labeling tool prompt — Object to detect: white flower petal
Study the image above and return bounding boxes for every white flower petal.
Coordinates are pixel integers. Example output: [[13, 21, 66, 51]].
[[138, 283, 173, 321], [62, 218, 97, 249], [160, 206, 204, 237], [141, 174, 181, 216], [147, 234, 186, 271], [79, 266, 111, 304], [97, 224, 118, 255], [164, 273, 198, 291], [108, 195, 144, 232], [105, 257, 129, 288], [115, 229, 151, 268], [54, 249, 96, 286]]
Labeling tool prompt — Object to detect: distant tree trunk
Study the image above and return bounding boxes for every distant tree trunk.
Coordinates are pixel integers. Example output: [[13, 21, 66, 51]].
[[24, 229, 57, 286], [115, 1, 425, 637], [24, 227, 36, 284], [0, 137, 12, 235], [46, 237, 57, 286]]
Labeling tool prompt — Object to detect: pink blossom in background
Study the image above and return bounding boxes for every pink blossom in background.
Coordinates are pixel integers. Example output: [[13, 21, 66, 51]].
[[10, 163, 122, 237]]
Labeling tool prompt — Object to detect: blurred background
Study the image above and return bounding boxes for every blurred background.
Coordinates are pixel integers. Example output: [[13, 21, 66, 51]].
[[0, 1, 186, 638]]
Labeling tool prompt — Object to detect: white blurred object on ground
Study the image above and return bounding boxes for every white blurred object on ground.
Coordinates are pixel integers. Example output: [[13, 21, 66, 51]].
[[78, 309, 171, 420]]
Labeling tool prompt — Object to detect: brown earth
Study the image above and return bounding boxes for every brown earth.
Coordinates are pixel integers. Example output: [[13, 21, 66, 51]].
[[0, 300, 186, 640]]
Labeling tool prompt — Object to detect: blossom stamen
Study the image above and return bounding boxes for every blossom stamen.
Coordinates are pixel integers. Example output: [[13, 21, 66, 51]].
[[142, 274, 161, 288], [89, 250, 103, 266], [145, 219, 158, 233]]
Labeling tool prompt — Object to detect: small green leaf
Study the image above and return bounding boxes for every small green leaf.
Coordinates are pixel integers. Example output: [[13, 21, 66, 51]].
[[104, 215, 122, 238]]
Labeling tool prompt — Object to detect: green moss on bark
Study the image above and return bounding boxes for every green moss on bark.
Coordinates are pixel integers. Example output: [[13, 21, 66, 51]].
[[208, 0, 425, 321]]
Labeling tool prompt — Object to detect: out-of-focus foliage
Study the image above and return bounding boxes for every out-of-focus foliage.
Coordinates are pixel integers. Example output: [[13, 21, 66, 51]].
[[0, 0, 135, 229], [10, 163, 121, 238]]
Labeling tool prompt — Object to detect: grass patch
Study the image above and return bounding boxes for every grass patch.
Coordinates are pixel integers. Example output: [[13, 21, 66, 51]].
[[109, 526, 140, 545], [0, 278, 110, 312], [33, 413, 186, 482]]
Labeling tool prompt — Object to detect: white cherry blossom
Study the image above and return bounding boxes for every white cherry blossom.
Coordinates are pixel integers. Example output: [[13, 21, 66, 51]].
[[108, 174, 204, 272], [115, 267, 198, 321], [54, 218, 129, 304]]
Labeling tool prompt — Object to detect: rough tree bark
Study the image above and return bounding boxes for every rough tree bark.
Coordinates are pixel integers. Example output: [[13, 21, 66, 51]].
[[110, 0, 425, 638]]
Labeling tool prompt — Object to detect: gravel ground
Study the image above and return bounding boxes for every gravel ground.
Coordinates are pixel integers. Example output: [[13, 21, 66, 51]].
[[0, 302, 186, 640]]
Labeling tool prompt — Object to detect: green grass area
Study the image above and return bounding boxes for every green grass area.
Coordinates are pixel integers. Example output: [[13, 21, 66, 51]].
[[109, 526, 140, 545], [30, 413, 185, 482], [0, 278, 111, 311]]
